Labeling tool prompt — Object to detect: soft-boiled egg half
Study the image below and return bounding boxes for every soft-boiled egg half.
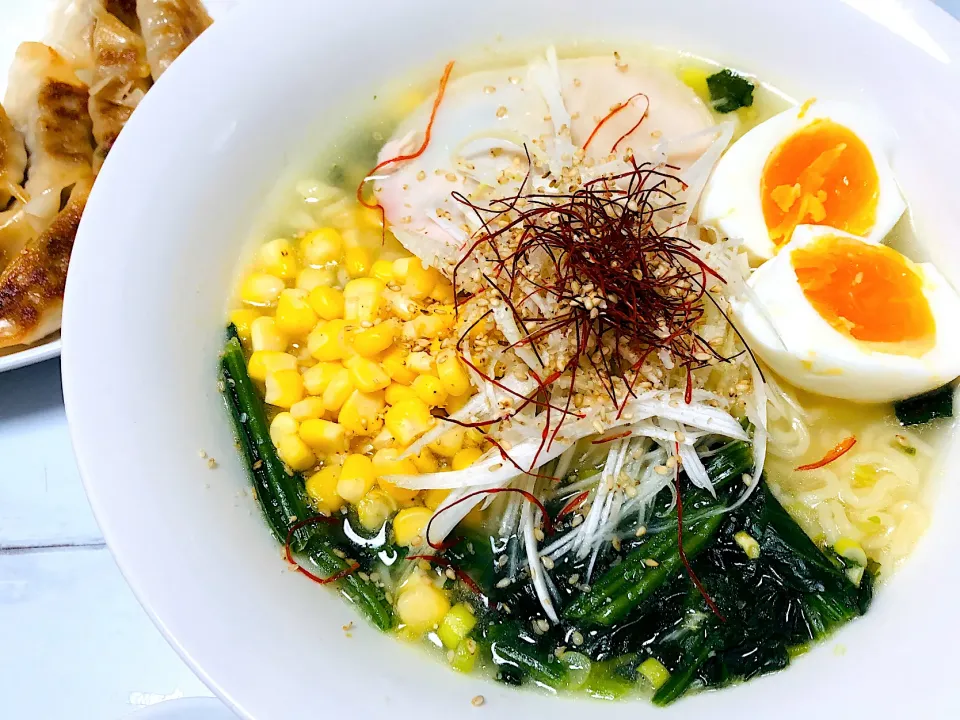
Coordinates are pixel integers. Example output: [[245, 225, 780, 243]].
[[700, 100, 906, 264], [734, 225, 960, 403]]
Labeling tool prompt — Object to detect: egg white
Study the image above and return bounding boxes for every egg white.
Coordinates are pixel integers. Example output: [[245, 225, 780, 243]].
[[733, 225, 960, 403], [699, 100, 906, 265]]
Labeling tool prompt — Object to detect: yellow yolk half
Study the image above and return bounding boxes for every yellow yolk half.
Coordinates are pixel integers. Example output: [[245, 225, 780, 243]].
[[791, 235, 935, 353], [761, 119, 879, 246]]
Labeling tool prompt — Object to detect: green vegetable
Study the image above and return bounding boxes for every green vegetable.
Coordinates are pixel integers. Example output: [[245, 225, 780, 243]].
[[482, 620, 567, 688], [894, 384, 954, 426], [706, 69, 755, 113]]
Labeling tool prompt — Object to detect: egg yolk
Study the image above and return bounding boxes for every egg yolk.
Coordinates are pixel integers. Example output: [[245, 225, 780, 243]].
[[761, 119, 879, 246], [791, 236, 935, 350]]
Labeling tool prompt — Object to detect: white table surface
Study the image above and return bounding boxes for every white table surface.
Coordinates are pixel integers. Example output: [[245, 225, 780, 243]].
[[3, 1, 960, 719]]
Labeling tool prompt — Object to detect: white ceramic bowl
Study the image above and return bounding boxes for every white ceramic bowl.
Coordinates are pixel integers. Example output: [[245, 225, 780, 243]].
[[62, 1, 960, 717]]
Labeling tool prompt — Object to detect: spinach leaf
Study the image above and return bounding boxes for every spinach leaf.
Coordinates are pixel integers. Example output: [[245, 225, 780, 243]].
[[706, 69, 755, 113]]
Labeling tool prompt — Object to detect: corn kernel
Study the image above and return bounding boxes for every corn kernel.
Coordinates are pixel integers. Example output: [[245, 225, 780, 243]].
[[384, 398, 435, 445], [247, 351, 297, 382], [265, 369, 304, 408], [322, 368, 355, 412], [393, 506, 433, 546], [344, 246, 372, 277], [300, 227, 343, 266], [438, 602, 477, 650], [452, 447, 483, 471], [370, 259, 395, 283], [269, 412, 299, 445], [413, 447, 440, 474], [305, 465, 343, 514], [259, 238, 298, 279], [429, 428, 465, 458], [296, 267, 338, 292], [372, 448, 420, 503], [403, 259, 440, 299], [435, 350, 471, 396], [371, 427, 395, 450], [424, 488, 451, 510], [275, 289, 318, 337], [338, 390, 385, 435], [397, 580, 450, 634], [229, 309, 260, 347], [351, 320, 397, 357], [240, 272, 286, 307], [302, 361, 343, 395], [382, 346, 417, 385], [337, 454, 375, 504], [445, 393, 471, 414], [464, 428, 485, 447], [412, 375, 448, 407], [403, 313, 453, 339], [308, 286, 345, 321], [385, 383, 419, 406], [300, 418, 348, 453], [405, 351, 436, 375], [343, 278, 385, 323], [357, 489, 398, 531], [392, 257, 414, 283], [429, 279, 456, 304], [381, 289, 421, 320], [308, 319, 348, 361], [276, 434, 315, 471], [345, 356, 391, 393], [250, 316, 286, 352], [290, 397, 326, 421]]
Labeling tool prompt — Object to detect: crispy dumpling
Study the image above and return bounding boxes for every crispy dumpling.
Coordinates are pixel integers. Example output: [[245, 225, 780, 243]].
[[0, 177, 91, 348], [89, 8, 151, 170], [103, 0, 140, 30], [0, 43, 94, 266], [0, 105, 27, 211], [136, 0, 212, 80]]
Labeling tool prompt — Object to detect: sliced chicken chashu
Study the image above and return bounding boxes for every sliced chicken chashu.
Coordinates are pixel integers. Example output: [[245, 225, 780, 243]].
[[0, 178, 91, 348], [90, 9, 151, 170], [0, 105, 27, 210], [137, 0, 212, 80], [0, 43, 94, 267]]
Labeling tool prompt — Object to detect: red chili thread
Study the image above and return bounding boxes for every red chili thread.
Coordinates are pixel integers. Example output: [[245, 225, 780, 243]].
[[582, 92, 648, 152], [556, 490, 590, 520], [591, 430, 633, 445], [283, 516, 360, 585], [406, 554, 484, 597], [796, 436, 857, 471]]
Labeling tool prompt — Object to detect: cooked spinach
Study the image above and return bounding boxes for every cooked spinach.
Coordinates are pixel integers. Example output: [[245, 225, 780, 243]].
[[894, 384, 955, 426], [706, 69, 755, 113]]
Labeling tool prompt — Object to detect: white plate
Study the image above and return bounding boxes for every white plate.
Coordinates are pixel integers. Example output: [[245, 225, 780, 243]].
[[62, 1, 960, 718]]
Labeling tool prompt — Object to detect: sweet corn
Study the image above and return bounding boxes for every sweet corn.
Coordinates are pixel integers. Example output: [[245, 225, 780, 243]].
[[412, 375, 448, 407], [308, 286, 345, 321], [445, 393, 471, 414], [276, 434, 315, 471], [322, 368, 354, 412], [436, 350, 471, 397], [338, 390, 385, 436], [275, 289, 318, 336], [437, 602, 477, 650], [452, 447, 483, 471], [429, 428, 464, 458], [403, 259, 440, 299], [403, 313, 453, 340], [372, 449, 419, 503], [296, 267, 337, 292], [344, 246, 372, 277], [302, 361, 343, 396], [269, 412, 299, 445], [307, 319, 349, 361], [300, 418, 348, 453], [413, 447, 440, 474], [337, 454, 375, 504], [429, 279, 456, 304], [371, 427, 395, 450], [264, 369, 304, 408], [382, 346, 417, 385], [392, 257, 414, 283], [305, 465, 343, 514], [259, 238, 298, 279], [343, 278, 384, 323], [345, 356, 391, 393], [247, 351, 297, 382], [250, 316, 286, 352], [229, 309, 260, 347], [241, 272, 286, 307], [384, 398, 435, 445], [300, 227, 343, 266], [381, 289, 421, 320], [405, 351, 436, 375], [397, 580, 451, 634], [464, 428, 485, 447], [290, 397, 326, 421], [351, 320, 397, 357], [356, 489, 398, 531], [424, 488, 450, 510], [370, 259, 395, 283], [385, 383, 419, 406], [393, 506, 433, 546]]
